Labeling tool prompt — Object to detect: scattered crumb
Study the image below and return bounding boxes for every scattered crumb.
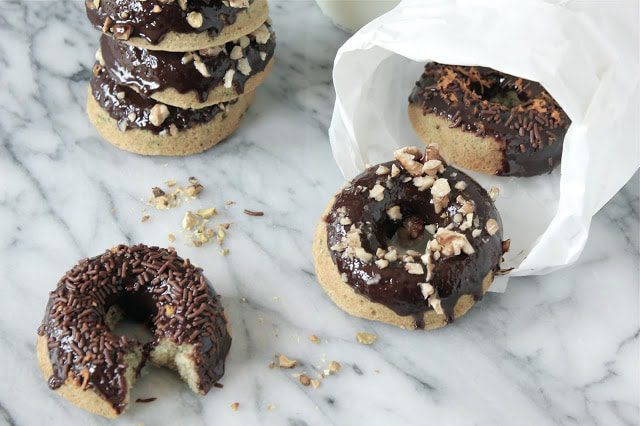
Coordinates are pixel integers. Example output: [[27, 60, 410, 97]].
[[197, 207, 217, 219], [230, 402, 240, 411], [310, 379, 321, 389], [268, 361, 276, 369], [244, 209, 264, 217], [278, 354, 297, 369], [299, 374, 311, 386], [267, 404, 276, 411], [167, 233, 176, 242], [328, 361, 341, 374], [308, 334, 320, 344], [165, 179, 177, 187], [141, 215, 150, 223], [220, 248, 230, 256], [356, 332, 377, 345]]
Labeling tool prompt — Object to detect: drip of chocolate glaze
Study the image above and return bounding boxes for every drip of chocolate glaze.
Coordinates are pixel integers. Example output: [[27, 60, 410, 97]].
[[90, 66, 236, 134], [409, 63, 571, 177], [38, 244, 232, 413], [325, 161, 504, 323], [86, 0, 255, 45]]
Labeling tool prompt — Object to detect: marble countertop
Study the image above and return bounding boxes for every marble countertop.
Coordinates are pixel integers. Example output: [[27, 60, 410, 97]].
[[0, 1, 638, 425]]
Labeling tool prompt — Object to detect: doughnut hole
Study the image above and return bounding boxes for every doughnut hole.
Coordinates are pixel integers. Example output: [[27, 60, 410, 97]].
[[469, 80, 529, 108]]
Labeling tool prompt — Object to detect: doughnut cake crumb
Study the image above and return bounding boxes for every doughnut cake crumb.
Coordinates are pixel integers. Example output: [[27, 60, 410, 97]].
[[409, 63, 571, 177]]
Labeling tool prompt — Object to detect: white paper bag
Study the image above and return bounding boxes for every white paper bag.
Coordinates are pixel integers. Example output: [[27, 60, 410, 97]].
[[329, 0, 639, 289]]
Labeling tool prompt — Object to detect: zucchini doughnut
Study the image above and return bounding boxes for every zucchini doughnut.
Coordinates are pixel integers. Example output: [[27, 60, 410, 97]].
[[87, 63, 253, 156], [313, 145, 508, 330], [36, 244, 232, 418], [86, 0, 269, 52], [97, 19, 275, 109], [408, 63, 571, 177]]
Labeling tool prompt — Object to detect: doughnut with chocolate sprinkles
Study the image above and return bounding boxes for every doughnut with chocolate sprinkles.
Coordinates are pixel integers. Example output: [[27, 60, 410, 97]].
[[36, 244, 231, 418], [409, 63, 571, 177], [313, 145, 508, 330], [86, 0, 269, 52]]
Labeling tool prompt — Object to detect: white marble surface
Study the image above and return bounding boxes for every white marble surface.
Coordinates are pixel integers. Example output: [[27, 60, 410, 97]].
[[0, 1, 638, 425]]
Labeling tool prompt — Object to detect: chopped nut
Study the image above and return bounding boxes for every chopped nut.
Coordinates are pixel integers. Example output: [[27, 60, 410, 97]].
[[230, 45, 244, 60], [186, 11, 203, 28], [185, 183, 204, 197], [413, 175, 435, 191], [278, 354, 297, 369], [376, 165, 390, 175], [339, 217, 352, 226], [127, 112, 137, 122], [454, 181, 467, 191], [223, 69, 235, 89], [453, 213, 463, 224], [182, 211, 199, 230], [116, 91, 125, 100], [393, 146, 423, 176], [220, 248, 230, 256], [141, 215, 150, 223], [194, 61, 211, 77], [405, 262, 424, 275], [386, 205, 402, 220], [375, 259, 389, 269], [419, 283, 434, 299], [149, 103, 170, 127], [299, 374, 311, 386], [239, 36, 250, 48], [369, 184, 385, 201], [390, 164, 401, 177], [310, 379, 321, 389], [230, 0, 249, 7], [308, 335, 320, 344], [383, 249, 398, 262], [435, 228, 475, 256], [354, 247, 373, 263], [431, 178, 451, 198], [237, 58, 252, 76], [489, 186, 500, 201], [356, 332, 377, 345], [259, 52, 267, 61], [152, 4, 162, 12], [472, 228, 482, 238], [196, 207, 217, 219], [485, 218, 500, 235], [252, 24, 271, 44], [328, 361, 341, 374], [422, 159, 443, 176], [230, 402, 240, 411], [430, 297, 444, 315]]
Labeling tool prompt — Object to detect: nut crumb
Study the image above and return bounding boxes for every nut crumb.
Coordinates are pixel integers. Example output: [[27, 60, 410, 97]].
[[299, 374, 311, 386], [196, 207, 217, 219], [230, 402, 240, 411], [356, 332, 377, 345], [186, 11, 203, 28], [311, 379, 321, 389], [141, 215, 150, 223], [485, 218, 499, 235], [308, 335, 320, 344], [278, 354, 297, 369], [167, 233, 176, 242], [267, 404, 275, 411], [328, 361, 341, 374]]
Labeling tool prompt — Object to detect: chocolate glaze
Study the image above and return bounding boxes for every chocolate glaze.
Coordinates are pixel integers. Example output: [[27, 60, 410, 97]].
[[38, 244, 232, 413], [86, 0, 255, 45], [99, 22, 275, 102], [410, 63, 571, 176], [325, 158, 504, 324], [90, 65, 236, 134]]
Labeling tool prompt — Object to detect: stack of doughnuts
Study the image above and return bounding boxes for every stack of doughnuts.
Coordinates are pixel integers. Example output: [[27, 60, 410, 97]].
[[84, 0, 275, 156]]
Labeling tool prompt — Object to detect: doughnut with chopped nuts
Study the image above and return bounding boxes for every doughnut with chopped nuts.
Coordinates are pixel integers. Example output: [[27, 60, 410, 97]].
[[313, 145, 507, 330], [408, 63, 571, 176], [87, 65, 253, 156], [36, 244, 231, 418], [86, 0, 269, 52], [97, 20, 275, 109]]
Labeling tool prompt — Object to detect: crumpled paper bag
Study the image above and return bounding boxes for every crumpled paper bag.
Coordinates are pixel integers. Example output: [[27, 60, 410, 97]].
[[329, 0, 639, 290]]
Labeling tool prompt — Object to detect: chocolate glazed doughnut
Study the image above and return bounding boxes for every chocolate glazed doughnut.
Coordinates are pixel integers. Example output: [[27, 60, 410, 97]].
[[36, 244, 231, 418], [409, 63, 571, 177], [313, 146, 508, 330], [86, 0, 269, 52], [97, 20, 275, 108]]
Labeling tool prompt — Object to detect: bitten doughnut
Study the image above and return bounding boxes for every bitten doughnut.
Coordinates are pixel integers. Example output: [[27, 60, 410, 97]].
[[313, 145, 508, 330], [37, 244, 232, 418], [409, 63, 571, 177], [87, 64, 253, 156], [86, 0, 269, 52], [97, 20, 275, 109]]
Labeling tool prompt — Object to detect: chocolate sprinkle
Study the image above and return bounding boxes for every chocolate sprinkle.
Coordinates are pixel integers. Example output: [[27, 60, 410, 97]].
[[38, 244, 231, 414], [409, 63, 571, 176]]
